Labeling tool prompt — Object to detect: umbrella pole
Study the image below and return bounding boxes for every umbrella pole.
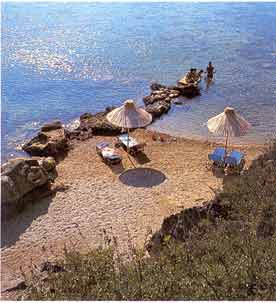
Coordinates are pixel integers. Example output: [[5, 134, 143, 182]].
[[127, 128, 136, 168], [225, 132, 229, 157]]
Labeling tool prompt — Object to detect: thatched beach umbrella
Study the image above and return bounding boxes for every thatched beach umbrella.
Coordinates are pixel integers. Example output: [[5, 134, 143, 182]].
[[106, 99, 152, 152], [207, 107, 251, 151]]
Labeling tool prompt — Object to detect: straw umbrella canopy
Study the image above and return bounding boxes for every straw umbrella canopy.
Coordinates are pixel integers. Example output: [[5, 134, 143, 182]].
[[106, 99, 152, 151], [207, 107, 251, 151]]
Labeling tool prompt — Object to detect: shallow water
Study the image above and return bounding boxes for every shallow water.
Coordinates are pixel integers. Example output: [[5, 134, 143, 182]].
[[2, 3, 276, 162]]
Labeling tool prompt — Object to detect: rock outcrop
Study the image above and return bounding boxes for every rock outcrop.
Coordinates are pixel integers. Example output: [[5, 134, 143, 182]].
[[66, 107, 121, 140], [22, 128, 69, 158], [146, 200, 227, 256], [143, 81, 200, 120], [41, 120, 63, 132], [145, 101, 171, 119], [1, 157, 58, 220]]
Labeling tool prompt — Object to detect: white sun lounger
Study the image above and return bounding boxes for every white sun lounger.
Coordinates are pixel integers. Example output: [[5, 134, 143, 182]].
[[96, 142, 122, 165], [118, 134, 145, 155]]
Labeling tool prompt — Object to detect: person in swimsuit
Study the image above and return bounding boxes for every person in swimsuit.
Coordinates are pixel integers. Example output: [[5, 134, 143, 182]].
[[206, 61, 215, 79]]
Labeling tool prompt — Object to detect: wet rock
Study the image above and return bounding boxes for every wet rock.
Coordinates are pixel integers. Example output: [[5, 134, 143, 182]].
[[65, 119, 80, 132], [1, 157, 57, 220], [145, 101, 171, 119], [41, 120, 63, 132], [176, 84, 200, 98], [143, 79, 201, 121], [22, 129, 69, 158], [80, 112, 93, 120], [150, 82, 166, 91], [143, 95, 154, 105], [174, 99, 183, 105]]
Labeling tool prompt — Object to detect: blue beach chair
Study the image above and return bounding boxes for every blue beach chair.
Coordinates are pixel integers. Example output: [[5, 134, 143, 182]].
[[208, 147, 226, 167], [225, 150, 245, 174]]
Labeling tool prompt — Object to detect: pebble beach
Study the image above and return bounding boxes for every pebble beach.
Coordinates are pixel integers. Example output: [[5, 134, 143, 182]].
[[1, 129, 264, 298]]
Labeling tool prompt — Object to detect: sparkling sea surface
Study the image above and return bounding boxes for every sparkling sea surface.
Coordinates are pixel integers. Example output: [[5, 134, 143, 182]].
[[2, 3, 276, 162]]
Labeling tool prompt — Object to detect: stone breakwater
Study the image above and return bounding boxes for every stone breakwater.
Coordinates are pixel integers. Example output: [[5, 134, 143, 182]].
[[20, 80, 201, 159], [143, 82, 200, 119]]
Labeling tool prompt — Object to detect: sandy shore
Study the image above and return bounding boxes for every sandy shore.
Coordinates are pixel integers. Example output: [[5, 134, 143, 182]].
[[1, 130, 264, 298]]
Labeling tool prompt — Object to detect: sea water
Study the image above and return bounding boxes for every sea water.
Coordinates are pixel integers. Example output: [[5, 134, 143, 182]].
[[2, 3, 276, 162]]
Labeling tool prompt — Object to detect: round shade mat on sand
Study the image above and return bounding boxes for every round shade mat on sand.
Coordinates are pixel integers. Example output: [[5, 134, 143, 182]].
[[119, 168, 166, 188]]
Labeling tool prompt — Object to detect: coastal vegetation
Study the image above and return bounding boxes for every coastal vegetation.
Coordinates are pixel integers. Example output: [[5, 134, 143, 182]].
[[22, 140, 276, 300]]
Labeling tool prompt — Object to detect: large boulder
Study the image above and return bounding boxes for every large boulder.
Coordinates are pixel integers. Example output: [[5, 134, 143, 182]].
[[22, 128, 69, 158], [175, 84, 200, 98], [145, 101, 171, 119], [150, 82, 167, 91], [1, 157, 58, 220], [80, 108, 121, 135], [41, 120, 63, 132]]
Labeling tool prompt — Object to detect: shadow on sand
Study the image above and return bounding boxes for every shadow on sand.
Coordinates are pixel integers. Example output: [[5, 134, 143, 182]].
[[108, 162, 125, 175], [133, 152, 151, 165], [119, 167, 166, 188], [1, 193, 55, 249]]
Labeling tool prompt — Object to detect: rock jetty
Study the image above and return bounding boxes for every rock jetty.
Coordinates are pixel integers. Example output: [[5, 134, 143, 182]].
[[21, 76, 202, 159], [143, 81, 200, 120], [66, 107, 121, 141], [22, 121, 69, 158]]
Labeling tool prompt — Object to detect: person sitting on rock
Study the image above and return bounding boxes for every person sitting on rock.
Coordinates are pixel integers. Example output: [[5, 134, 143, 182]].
[[206, 62, 215, 79], [186, 68, 194, 82], [187, 68, 198, 83]]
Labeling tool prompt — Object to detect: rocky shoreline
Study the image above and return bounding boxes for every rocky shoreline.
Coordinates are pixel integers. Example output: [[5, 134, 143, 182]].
[[1, 78, 202, 221], [20, 80, 201, 158]]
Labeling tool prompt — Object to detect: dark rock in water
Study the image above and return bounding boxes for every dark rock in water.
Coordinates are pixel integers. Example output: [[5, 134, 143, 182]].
[[176, 84, 200, 98], [1, 157, 57, 220], [174, 99, 183, 105], [143, 79, 201, 121], [41, 120, 63, 132], [143, 95, 153, 105], [145, 101, 171, 119], [150, 82, 166, 91], [80, 112, 93, 120], [22, 129, 70, 158]]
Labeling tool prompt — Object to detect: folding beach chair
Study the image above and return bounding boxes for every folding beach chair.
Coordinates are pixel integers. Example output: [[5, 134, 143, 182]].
[[208, 147, 226, 167], [96, 142, 122, 165], [117, 133, 146, 156], [225, 150, 245, 174]]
